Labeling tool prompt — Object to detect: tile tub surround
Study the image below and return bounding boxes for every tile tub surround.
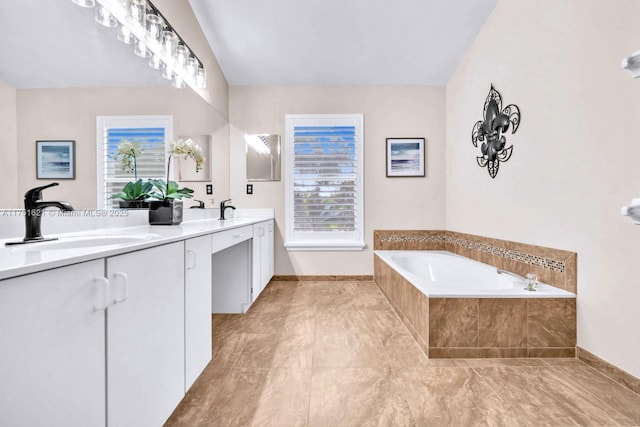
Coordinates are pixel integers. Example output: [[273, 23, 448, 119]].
[[166, 280, 640, 426], [373, 254, 577, 358], [374, 230, 577, 293]]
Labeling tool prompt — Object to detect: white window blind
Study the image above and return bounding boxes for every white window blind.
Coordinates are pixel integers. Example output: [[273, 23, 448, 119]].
[[285, 114, 364, 251], [96, 116, 172, 208]]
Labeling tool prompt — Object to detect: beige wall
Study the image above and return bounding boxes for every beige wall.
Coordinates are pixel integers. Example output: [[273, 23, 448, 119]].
[[446, 0, 640, 377], [230, 86, 446, 275], [0, 80, 18, 208], [16, 87, 229, 208]]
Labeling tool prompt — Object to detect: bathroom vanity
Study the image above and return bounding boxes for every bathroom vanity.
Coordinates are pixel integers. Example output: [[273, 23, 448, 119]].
[[0, 211, 274, 427]]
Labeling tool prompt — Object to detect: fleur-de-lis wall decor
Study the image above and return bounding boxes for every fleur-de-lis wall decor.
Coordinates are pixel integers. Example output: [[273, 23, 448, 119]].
[[471, 85, 521, 178]]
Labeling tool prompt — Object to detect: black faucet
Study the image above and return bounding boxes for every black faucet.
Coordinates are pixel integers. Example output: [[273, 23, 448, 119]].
[[190, 199, 205, 209], [219, 198, 236, 220], [7, 182, 74, 245]]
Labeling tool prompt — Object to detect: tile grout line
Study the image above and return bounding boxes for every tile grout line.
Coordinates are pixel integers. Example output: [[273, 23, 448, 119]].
[[543, 362, 639, 424], [574, 358, 640, 399], [307, 282, 319, 424]]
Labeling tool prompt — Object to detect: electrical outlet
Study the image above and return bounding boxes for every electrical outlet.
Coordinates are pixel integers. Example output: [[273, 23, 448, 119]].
[[206, 184, 213, 195], [246, 184, 253, 195]]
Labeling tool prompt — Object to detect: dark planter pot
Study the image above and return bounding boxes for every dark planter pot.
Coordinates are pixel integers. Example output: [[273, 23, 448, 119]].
[[148, 200, 183, 225], [118, 200, 149, 209]]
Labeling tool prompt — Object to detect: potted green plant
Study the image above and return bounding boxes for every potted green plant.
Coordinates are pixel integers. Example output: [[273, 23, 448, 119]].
[[111, 140, 148, 208], [147, 179, 194, 225], [110, 179, 153, 209], [147, 138, 204, 225]]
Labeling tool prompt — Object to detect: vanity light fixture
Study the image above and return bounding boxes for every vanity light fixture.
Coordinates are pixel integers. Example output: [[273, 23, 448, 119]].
[[622, 50, 640, 78], [70, 0, 207, 90]]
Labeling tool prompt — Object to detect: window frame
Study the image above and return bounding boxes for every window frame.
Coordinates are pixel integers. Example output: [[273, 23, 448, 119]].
[[284, 114, 365, 251], [96, 115, 173, 209]]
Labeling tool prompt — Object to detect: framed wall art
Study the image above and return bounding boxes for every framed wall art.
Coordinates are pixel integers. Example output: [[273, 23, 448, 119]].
[[36, 140, 76, 179], [386, 137, 425, 177]]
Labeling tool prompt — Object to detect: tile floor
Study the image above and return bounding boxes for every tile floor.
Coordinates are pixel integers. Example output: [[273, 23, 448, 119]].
[[165, 281, 640, 426]]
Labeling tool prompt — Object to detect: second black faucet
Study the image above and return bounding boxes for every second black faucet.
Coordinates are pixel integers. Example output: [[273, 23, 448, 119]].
[[219, 199, 236, 220]]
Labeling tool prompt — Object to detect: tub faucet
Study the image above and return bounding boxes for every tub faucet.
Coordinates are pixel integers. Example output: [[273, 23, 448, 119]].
[[12, 182, 74, 244], [497, 269, 538, 291], [219, 198, 236, 220]]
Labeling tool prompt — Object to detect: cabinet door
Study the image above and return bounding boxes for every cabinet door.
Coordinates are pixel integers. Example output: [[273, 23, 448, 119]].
[[251, 223, 264, 302], [251, 220, 275, 301], [107, 242, 185, 427], [185, 235, 212, 391], [261, 220, 275, 286], [0, 260, 106, 427]]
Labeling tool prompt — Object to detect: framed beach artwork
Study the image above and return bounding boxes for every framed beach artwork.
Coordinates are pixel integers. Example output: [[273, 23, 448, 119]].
[[36, 140, 76, 179], [386, 138, 425, 177]]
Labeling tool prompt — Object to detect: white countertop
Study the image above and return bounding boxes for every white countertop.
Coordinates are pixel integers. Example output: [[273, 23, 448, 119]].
[[0, 211, 273, 281]]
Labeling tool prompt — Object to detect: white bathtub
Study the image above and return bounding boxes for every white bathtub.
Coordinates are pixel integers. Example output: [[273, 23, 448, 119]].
[[375, 250, 575, 298]]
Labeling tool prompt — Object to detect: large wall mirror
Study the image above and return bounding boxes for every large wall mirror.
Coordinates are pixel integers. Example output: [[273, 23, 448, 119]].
[[0, 0, 229, 209]]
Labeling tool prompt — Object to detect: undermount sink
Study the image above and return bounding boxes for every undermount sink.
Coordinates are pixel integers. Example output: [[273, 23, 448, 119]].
[[6, 234, 159, 251]]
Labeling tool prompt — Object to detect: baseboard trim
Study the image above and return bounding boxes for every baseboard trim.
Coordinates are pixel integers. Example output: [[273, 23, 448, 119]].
[[577, 346, 640, 395], [272, 275, 374, 282]]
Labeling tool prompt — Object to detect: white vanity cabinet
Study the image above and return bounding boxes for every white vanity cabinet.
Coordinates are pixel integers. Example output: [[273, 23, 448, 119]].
[[252, 219, 275, 301], [0, 215, 275, 426], [106, 242, 185, 427], [184, 235, 212, 391], [0, 260, 106, 427]]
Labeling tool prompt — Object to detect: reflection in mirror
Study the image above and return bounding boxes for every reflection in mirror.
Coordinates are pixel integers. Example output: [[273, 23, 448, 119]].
[[246, 134, 281, 181], [176, 135, 212, 182], [0, 0, 230, 210]]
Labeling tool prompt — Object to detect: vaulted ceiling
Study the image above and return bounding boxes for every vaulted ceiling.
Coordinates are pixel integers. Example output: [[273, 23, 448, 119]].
[[189, 0, 499, 85], [0, 0, 498, 89]]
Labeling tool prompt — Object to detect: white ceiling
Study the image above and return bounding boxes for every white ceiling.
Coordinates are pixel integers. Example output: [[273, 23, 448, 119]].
[[0, 0, 499, 89], [0, 0, 168, 89], [189, 0, 499, 86]]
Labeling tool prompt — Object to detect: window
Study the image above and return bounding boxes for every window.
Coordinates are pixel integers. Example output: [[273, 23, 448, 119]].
[[96, 116, 173, 208], [284, 114, 364, 251]]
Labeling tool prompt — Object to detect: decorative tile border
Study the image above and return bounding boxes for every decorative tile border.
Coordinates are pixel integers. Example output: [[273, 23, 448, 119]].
[[378, 235, 445, 244], [375, 230, 567, 273], [444, 236, 565, 273]]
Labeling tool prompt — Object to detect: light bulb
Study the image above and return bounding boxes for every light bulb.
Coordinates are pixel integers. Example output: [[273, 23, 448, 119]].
[[126, 0, 146, 27], [172, 75, 186, 89], [173, 45, 189, 68], [161, 31, 178, 55], [161, 64, 174, 80], [145, 14, 163, 45], [185, 58, 198, 82], [71, 0, 96, 8], [117, 26, 137, 44], [95, 4, 118, 27], [195, 67, 206, 89], [149, 54, 163, 70], [133, 39, 151, 58]]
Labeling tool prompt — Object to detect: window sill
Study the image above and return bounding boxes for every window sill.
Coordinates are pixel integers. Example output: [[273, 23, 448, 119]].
[[284, 241, 366, 252]]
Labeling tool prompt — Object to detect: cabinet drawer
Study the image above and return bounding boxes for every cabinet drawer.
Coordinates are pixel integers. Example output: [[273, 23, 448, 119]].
[[211, 225, 253, 253]]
